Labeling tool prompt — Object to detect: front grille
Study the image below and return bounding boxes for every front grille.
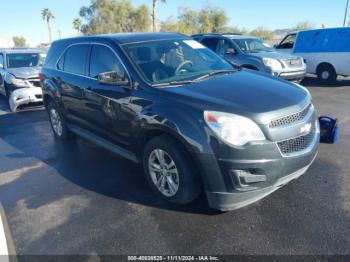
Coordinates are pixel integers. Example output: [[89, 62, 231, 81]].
[[283, 58, 303, 68], [277, 126, 315, 155], [270, 104, 312, 128]]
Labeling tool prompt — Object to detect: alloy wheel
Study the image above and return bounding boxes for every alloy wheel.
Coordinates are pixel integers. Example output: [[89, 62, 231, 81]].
[[321, 70, 330, 80], [148, 149, 180, 197], [50, 108, 63, 137]]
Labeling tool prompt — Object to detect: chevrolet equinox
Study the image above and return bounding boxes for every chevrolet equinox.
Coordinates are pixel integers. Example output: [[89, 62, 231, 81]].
[[41, 33, 320, 211]]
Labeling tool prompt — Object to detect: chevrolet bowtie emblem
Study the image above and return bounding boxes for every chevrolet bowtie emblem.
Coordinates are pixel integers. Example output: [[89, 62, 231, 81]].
[[300, 123, 312, 134]]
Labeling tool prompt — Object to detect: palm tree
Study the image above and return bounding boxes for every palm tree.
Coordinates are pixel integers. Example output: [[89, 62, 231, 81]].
[[73, 18, 82, 35], [152, 0, 166, 32], [42, 8, 55, 43]]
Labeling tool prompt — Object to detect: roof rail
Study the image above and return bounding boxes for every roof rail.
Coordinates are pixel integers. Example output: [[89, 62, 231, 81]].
[[191, 32, 242, 37]]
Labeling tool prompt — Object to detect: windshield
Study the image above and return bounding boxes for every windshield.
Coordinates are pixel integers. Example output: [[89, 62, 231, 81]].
[[6, 53, 46, 68], [233, 38, 274, 53], [122, 39, 232, 85]]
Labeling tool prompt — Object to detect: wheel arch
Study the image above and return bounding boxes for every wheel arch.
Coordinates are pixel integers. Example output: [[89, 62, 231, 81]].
[[43, 93, 55, 108], [137, 126, 205, 188]]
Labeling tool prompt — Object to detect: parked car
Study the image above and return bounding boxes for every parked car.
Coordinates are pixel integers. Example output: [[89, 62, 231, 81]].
[[275, 27, 350, 83], [0, 48, 46, 111], [192, 33, 306, 82], [41, 33, 319, 211]]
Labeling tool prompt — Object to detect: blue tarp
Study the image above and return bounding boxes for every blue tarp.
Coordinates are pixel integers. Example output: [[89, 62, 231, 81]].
[[294, 28, 350, 53]]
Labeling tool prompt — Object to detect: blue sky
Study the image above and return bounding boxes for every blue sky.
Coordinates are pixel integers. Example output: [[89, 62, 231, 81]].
[[0, 0, 348, 46]]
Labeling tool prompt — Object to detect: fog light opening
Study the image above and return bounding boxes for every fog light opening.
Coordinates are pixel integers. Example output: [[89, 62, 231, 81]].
[[231, 169, 267, 188]]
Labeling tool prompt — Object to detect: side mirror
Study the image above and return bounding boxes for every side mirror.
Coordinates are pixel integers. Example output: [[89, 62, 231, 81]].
[[98, 71, 129, 86], [225, 48, 236, 55]]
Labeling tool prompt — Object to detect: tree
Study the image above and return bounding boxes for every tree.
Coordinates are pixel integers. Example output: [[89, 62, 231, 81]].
[[177, 7, 199, 35], [223, 26, 249, 35], [152, 0, 166, 32], [198, 4, 227, 33], [79, 0, 150, 34], [73, 18, 82, 35], [42, 8, 55, 43], [249, 27, 273, 40], [13, 36, 27, 47], [292, 21, 314, 31], [160, 4, 228, 35]]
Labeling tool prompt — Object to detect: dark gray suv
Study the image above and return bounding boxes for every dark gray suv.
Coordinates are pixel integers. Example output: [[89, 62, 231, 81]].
[[193, 33, 306, 82], [41, 33, 319, 211]]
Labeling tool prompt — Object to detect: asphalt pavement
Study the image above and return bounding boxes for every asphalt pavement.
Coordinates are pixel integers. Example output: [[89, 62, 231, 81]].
[[0, 76, 349, 256]]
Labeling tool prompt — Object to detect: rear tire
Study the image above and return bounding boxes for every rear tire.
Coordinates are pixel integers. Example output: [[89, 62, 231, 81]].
[[143, 135, 202, 205], [317, 64, 337, 83], [47, 101, 73, 140]]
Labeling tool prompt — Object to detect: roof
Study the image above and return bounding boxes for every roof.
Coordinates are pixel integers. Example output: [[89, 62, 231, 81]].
[[54, 32, 189, 45], [0, 48, 46, 54]]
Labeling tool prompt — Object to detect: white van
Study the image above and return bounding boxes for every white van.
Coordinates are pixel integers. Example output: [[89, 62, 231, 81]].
[[275, 27, 350, 82]]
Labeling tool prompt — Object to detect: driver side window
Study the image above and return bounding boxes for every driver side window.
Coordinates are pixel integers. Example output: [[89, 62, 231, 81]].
[[216, 39, 235, 56], [278, 34, 296, 49], [89, 44, 127, 80]]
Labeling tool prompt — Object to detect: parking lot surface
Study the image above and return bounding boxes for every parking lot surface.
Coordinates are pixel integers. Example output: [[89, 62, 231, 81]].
[[0, 76, 349, 255]]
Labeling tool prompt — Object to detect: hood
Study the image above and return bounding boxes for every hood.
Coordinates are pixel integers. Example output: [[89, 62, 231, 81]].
[[163, 70, 309, 124], [6, 67, 41, 79], [247, 51, 299, 60]]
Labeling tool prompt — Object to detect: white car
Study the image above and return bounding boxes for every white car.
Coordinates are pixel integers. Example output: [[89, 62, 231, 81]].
[[275, 27, 350, 83], [0, 49, 46, 111]]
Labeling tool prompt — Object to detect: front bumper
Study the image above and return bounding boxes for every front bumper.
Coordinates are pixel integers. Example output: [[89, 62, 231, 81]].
[[263, 66, 306, 81], [278, 70, 306, 81], [206, 150, 317, 211], [9, 87, 43, 112], [198, 109, 320, 211]]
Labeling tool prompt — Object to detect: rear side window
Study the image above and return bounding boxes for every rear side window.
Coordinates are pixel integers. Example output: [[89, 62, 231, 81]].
[[201, 38, 219, 52], [63, 44, 89, 75], [89, 45, 126, 79]]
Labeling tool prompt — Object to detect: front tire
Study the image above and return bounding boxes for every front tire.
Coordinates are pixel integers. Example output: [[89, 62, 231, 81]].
[[143, 135, 202, 205], [47, 101, 73, 140], [317, 64, 337, 83], [4, 83, 12, 99]]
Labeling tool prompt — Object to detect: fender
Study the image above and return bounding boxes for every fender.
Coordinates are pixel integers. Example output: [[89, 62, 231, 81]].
[[135, 102, 211, 156], [42, 77, 65, 112]]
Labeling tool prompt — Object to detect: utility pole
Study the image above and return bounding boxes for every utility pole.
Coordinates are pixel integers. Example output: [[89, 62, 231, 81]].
[[344, 0, 349, 27], [57, 30, 61, 39]]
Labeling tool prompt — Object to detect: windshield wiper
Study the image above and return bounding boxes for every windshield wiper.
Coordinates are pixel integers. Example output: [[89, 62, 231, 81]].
[[152, 69, 238, 87], [152, 80, 196, 87], [193, 69, 238, 82]]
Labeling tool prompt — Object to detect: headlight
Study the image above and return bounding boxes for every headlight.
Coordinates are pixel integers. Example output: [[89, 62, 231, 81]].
[[204, 111, 265, 146], [262, 58, 283, 70], [11, 77, 29, 88]]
